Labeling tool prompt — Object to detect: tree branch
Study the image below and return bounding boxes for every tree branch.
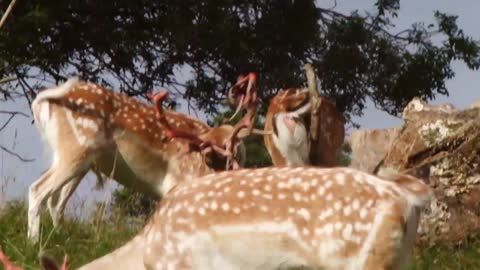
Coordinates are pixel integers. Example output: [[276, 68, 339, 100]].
[[0, 0, 17, 30], [0, 144, 35, 162], [0, 77, 16, 84], [0, 110, 30, 132], [0, 114, 15, 132], [0, 110, 30, 117], [316, 6, 435, 43]]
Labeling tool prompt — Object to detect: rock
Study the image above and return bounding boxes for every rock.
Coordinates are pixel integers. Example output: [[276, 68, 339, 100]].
[[375, 97, 480, 245], [347, 127, 400, 173], [402, 97, 458, 121], [468, 98, 480, 109]]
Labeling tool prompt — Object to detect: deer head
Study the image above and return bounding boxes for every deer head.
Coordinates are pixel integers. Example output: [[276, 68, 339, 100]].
[[264, 83, 345, 167]]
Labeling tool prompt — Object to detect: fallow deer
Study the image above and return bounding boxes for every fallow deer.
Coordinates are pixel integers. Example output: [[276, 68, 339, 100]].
[[263, 64, 345, 167], [264, 88, 345, 167], [27, 74, 259, 242], [3, 166, 431, 270]]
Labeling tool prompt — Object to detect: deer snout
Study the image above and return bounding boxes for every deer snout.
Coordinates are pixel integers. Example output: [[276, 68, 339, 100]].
[[274, 113, 302, 136], [283, 115, 300, 134]]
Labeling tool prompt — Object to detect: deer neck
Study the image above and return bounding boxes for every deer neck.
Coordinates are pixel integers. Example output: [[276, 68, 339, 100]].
[[161, 151, 215, 194], [264, 89, 313, 166]]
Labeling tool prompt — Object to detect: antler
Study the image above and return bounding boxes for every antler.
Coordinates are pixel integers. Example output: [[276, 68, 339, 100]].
[[226, 72, 258, 122], [0, 248, 23, 270], [0, 248, 69, 270], [148, 90, 202, 144], [148, 73, 264, 170], [304, 63, 321, 141]]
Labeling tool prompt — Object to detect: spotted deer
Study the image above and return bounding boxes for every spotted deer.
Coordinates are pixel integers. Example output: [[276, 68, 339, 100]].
[[264, 87, 345, 167], [4, 165, 432, 270], [27, 74, 258, 242]]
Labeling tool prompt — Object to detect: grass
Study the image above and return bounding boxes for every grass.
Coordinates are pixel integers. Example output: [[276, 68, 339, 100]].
[[0, 201, 137, 269], [1, 202, 480, 269], [411, 240, 480, 270]]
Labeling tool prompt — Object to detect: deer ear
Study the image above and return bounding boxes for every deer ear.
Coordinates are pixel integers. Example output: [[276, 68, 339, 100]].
[[39, 255, 60, 270]]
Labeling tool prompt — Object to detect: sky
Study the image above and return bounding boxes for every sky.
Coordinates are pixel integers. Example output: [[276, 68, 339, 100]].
[[1, 0, 479, 217]]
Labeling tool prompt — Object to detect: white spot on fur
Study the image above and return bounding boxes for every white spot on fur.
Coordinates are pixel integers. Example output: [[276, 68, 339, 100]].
[[343, 205, 352, 216], [334, 201, 342, 211], [359, 208, 368, 219], [335, 174, 346, 185], [293, 192, 302, 202], [221, 203, 230, 211], [297, 208, 311, 221]]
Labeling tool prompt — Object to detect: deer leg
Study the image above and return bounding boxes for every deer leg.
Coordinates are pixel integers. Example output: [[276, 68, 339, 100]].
[[27, 168, 53, 242], [358, 202, 405, 270], [46, 186, 62, 227], [46, 172, 86, 228], [28, 156, 90, 242]]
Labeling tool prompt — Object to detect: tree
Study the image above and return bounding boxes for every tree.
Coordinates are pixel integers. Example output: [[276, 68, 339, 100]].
[[0, 0, 478, 127]]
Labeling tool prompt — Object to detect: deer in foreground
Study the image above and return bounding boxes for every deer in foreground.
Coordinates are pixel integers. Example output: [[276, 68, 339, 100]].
[[4, 165, 432, 270], [264, 66, 345, 167], [27, 73, 260, 242]]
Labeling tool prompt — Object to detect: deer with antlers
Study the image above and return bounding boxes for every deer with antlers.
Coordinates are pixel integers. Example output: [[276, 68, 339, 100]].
[[264, 64, 345, 167], [151, 73, 266, 170], [27, 73, 260, 242], [3, 165, 432, 270]]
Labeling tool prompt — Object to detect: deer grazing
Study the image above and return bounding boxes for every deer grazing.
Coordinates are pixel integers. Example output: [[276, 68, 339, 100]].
[[2, 165, 432, 270], [264, 65, 345, 167], [27, 73, 260, 242]]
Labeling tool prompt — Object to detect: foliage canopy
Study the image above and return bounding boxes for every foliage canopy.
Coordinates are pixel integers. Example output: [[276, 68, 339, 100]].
[[1, 0, 478, 125]]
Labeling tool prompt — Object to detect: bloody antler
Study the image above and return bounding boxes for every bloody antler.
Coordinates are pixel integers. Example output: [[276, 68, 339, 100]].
[[148, 73, 263, 170], [148, 90, 203, 144], [0, 248, 68, 270], [0, 248, 23, 270], [226, 72, 258, 122]]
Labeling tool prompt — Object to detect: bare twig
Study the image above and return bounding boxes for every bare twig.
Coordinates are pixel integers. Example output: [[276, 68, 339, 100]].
[[0, 77, 16, 84], [0, 77, 17, 101], [316, 6, 435, 43], [15, 71, 36, 108], [0, 111, 29, 132], [0, 114, 15, 132], [0, 110, 29, 117], [304, 63, 320, 141], [326, 0, 337, 11], [0, 0, 17, 30], [0, 144, 35, 162]]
